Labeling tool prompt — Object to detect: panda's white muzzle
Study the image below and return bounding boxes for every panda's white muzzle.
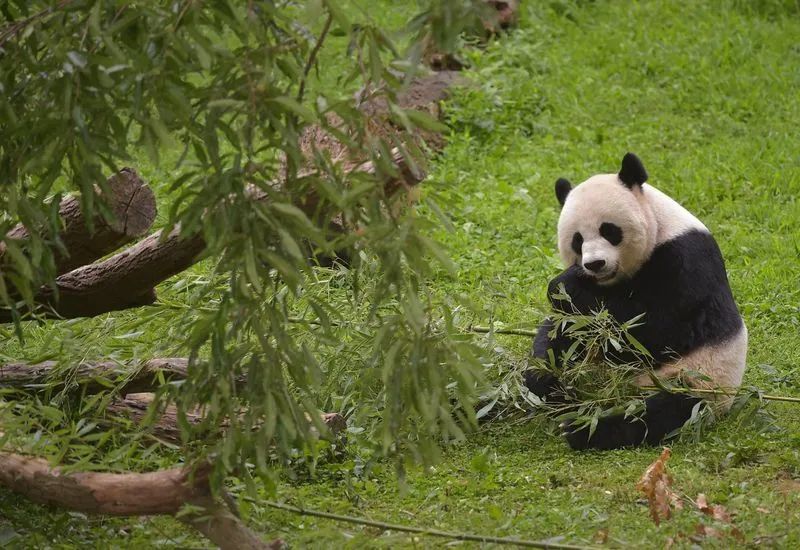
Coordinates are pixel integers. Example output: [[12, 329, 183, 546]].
[[581, 241, 620, 284]]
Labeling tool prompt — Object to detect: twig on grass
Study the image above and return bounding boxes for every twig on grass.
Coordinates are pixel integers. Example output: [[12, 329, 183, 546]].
[[252, 498, 599, 549]]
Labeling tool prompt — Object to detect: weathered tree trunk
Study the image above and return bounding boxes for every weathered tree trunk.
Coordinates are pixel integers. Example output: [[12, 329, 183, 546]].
[[0, 358, 188, 396], [0, 168, 156, 275], [0, 228, 204, 322], [0, 72, 464, 324], [0, 151, 428, 323], [0, 453, 279, 549], [182, 494, 282, 550], [107, 392, 346, 446], [107, 392, 202, 444]]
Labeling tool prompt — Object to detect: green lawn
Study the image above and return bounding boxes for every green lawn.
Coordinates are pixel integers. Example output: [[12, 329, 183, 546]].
[[4, 0, 800, 547]]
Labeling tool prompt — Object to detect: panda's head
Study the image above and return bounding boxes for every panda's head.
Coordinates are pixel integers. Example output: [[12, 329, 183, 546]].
[[555, 153, 658, 286]]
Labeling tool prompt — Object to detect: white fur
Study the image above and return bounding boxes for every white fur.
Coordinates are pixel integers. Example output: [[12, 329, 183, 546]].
[[634, 325, 748, 411], [640, 183, 707, 243], [558, 173, 706, 285]]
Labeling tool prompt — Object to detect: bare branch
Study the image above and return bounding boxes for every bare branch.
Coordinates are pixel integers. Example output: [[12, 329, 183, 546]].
[[0, 454, 278, 549]]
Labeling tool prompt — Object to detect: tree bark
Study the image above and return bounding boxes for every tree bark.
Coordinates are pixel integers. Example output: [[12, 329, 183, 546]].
[[0, 358, 188, 396], [0, 453, 278, 549], [0, 228, 204, 322], [107, 392, 202, 445], [0, 168, 157, 275], [0, 72, 464, 324], [107, 393, 346, 446], [181, 494, 282, 550]]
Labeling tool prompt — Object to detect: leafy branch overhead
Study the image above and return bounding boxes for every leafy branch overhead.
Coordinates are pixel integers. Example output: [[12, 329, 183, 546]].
[[0, 0, 508, 547]]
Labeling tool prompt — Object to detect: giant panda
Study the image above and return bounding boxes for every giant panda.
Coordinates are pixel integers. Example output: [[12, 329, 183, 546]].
[[525, 153, 748, 450]]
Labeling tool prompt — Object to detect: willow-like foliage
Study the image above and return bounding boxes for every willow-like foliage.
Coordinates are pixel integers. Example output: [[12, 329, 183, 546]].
[[0, 0, 490, 487]]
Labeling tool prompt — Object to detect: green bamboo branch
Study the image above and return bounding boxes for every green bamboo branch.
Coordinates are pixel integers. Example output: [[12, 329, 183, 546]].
[[638, 385, 800, 404]]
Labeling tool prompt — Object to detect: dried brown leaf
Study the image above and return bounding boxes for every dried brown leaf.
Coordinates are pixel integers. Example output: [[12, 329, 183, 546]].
[[693, 493, 744, 542], [636, 447, 676, 525], [592, 528, 609, 544], [695, 493, 733, 523], [777, 478, 800, 494], [693, 523, 723, 540]]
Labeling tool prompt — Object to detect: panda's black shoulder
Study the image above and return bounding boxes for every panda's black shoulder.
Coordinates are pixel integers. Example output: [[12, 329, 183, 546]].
[[635, 229, 730, 294], [630, 228, 743, 350]]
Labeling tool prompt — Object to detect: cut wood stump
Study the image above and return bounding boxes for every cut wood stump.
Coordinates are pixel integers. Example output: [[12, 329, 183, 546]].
[[0, 168, 156, 275]]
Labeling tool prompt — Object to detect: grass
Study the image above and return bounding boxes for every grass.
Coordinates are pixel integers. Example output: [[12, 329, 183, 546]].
[[4, 0, 800, 547]]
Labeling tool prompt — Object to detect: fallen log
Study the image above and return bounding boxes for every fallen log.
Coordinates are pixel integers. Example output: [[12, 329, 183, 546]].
[[0, 149, 425, 323], [0, 358, 188, 396], [289, 71, 464, 230], [0, 168, 156, 275], [0, 227, 204, 322], [0, 72, 463, 324], [107, 392, 202, 444], [108, 392, 346, 446], [301, 71, 465, 176], [0, 453, 278, 549]]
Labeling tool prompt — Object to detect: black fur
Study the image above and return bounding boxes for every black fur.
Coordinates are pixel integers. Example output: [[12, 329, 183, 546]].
[[618, 152, 648, 188], [563, 392, 703, 450], [571, 232, 583, 255], [599, 222, 623, 245], [523, 370, 567, 403], [555, 178, 572, 206], [528, 229, 743, 449]]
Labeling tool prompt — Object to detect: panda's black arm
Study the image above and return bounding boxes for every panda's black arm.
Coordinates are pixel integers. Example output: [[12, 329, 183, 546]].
[[525, 318, 575, 403], [546, 265, 608, 314], [544, 267, 662, 364], [563, 391, 703, 450], [548, 266, 692, 364], [525, 266, 626, 402]]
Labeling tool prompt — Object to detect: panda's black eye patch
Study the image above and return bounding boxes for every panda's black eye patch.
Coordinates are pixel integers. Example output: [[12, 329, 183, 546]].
[[600, 222, 623, 245], [571, 232, 583, 255]]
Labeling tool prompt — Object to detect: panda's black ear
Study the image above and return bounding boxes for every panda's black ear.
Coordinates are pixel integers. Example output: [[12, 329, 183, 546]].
[[555, 178, 572, 206], [618, 152, 648, 188]]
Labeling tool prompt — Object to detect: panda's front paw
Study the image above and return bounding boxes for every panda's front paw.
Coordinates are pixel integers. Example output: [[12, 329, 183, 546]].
[[547, 266, 602, 314], [523, 370, 561, 400]]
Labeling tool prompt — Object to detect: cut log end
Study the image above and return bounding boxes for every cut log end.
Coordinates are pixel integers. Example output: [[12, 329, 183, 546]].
[[105, 168, 158, 238], [1, 168, 158, 277]]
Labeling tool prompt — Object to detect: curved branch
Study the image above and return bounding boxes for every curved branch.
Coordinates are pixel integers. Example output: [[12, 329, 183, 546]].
[[0, 454, 277, 549]]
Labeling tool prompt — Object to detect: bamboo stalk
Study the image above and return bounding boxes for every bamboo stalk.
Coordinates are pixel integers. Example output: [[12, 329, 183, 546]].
[[637, 385, 800, 404]]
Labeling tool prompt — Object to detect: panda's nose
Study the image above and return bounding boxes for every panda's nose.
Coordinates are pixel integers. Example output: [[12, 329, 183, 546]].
[[584, 259, 606, 273]]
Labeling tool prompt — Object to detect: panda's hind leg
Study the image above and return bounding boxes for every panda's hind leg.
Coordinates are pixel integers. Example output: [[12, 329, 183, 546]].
[[563, 391, 703, 450]]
